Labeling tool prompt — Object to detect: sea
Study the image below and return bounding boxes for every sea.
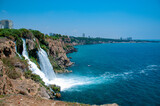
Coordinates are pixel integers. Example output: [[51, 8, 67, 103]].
[[56, 43, 160, 105]]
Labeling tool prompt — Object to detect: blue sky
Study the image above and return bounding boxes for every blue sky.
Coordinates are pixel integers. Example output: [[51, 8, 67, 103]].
[[0, 0, 160, 39]]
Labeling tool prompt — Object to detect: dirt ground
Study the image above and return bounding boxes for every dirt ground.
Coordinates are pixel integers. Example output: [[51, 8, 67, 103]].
[[0, 94, 118, 106]]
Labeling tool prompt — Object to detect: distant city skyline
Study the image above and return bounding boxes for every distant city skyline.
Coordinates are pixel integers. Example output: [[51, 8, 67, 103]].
[[0, 0, 160, 39]]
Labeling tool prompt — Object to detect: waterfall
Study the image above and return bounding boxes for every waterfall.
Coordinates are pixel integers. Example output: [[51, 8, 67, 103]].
[[14, 41, 22, 59], [37, 48, 56, 80], [21, 38, 50, 84], [21, 38, 89, 91], [22, 39, 29, 59]]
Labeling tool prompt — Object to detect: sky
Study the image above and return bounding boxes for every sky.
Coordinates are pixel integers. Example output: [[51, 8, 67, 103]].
[[0, 0, 160, 39]]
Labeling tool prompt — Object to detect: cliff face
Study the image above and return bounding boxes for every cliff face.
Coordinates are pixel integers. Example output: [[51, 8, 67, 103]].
[[46, 38, 73, 73], [0, 29, 118, 105], [0, 38, 16, 59], [0, 38, 118, 106], [0, 38, 50, 99]]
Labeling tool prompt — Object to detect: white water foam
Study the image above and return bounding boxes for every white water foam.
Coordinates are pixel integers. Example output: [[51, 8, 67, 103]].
[[21, 38, 94, 91], [22, 38, 51, 84], [21, 38, 160, 91], [37, 48, 56, 80], [49, 76, 94, 91]]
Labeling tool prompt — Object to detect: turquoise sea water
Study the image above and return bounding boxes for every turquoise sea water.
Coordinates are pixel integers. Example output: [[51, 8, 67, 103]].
[[57, 43, 160, 105]]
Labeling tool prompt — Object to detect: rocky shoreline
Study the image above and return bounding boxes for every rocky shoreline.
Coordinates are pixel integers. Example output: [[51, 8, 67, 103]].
[[1, 28, 159, 105], [0, 29, 118, 106]]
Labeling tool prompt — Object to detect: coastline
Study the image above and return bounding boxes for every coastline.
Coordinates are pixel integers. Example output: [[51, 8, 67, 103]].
[[60, 42, 160, 105], [0, 29, 118, 106], [1, 28, 159, 105]]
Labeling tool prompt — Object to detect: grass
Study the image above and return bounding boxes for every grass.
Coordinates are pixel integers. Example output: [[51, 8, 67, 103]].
[[0, 95, 5, 98], [49, 85, 60, 93], [2, 57, 21, 79], [48, 56, 62, 71], [1, 57, 28, 79], [30, 56, 40, 69], [24, 70, 49, 89], [40, 44, 48, 53]]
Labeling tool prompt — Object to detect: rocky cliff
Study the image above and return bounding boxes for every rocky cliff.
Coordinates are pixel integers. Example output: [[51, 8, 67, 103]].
[[0, 39, 118, 106], [0, 29, 118, 106], [46, 38, 73, 73], [0, 38, 50, 99], [0, 38, 16, 59]]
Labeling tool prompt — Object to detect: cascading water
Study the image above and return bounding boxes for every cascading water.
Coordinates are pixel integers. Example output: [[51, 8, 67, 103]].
[[21, 38, 95, 91], [37, 48, 56, 80], [21, 38, 50, 84]]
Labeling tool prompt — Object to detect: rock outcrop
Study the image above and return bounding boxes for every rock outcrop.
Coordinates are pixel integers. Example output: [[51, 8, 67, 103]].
[[26, 39, 36, 51], [0, 38, 16, 59], [46, 38, 73, 73], [0, 58, 50, 99], [0, 36, 118, 106], [0, 39, 50, 99]]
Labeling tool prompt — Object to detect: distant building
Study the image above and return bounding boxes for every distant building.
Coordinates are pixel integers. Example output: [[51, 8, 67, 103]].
[[0, 20, 13, 29], [82, 33, 85, 37]]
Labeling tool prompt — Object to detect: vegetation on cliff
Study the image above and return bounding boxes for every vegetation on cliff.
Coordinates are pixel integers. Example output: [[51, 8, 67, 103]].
[[0, 28, 75, 74], [1, 57, 27, 79], [0, 38, 63, 100], [69, 36, 160, 45], [24, 70, 46, 88], [0, 29, 121, 105]]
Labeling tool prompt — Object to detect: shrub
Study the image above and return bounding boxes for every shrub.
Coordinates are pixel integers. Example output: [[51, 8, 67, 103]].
[[2, 57, 28, 79], [19, 28, 34, 39], [2, 57, 14, 70], [40, 44, 48, 53], [0, 29, 23, 54], [24, 70, 47, 88], [16, 37, 23, 54], [2, 57, 22, 79], [30, 56, 40, 68], [49, 84, 60, 93], [48, 56, 61, 71], [6, 69, 21, 79]]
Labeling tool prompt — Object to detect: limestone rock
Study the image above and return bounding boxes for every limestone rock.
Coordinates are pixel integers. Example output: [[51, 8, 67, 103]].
[[46, 38, 73, 71], [26, 39, 36, 51], [55, 93, 61, 98], [0, 38, 16, 59], [38, 87, 50, 99]]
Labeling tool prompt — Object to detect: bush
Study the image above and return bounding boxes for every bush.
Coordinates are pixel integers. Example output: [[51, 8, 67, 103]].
[[2, 57, 28, 79], [2, 57, 22, 79], [30, 56, 40, 69], [0, 29, 22, 39], [6, 69, 21, 79], [49, 84, 60, 93], [40, 44, 48, 53], [30, 30, 45, 43], [0, 29, 23, 54], [48, 56, 61, 71], [19, 28, 34, 39], [24, 70, 47, 88], [16, 37, 23, 54]]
